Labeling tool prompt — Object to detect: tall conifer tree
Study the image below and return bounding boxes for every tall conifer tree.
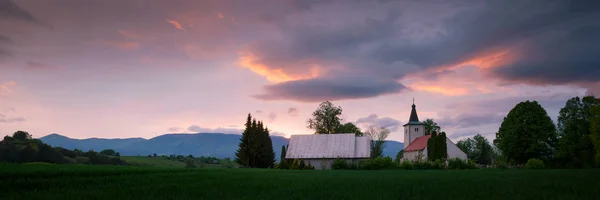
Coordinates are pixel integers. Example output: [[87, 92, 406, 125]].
[[235, 114, 252, 166]]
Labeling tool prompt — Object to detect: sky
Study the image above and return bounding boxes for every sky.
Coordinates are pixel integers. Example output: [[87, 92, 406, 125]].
[[0, 0, 599, 143]]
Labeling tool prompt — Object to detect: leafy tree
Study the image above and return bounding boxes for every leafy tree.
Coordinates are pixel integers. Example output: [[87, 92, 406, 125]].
[[494, 101, 558, 165], [423, 119, 441, 135], [100, 149, 117, 156], [395, 150, 404, 163], [308, 101, 343, 134], [335, 122, 363, 136], [591, 105, 600, 166], [364, 126, 390, 158], [13, 131, 32, 141], [555, 96, 599, 168], [457, 134, 493, 165]]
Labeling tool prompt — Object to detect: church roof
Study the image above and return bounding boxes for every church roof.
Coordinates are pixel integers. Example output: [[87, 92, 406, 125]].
[[403, 135, 431, 152], [404, 103, 425, 126], [285, 134, 370, 159]]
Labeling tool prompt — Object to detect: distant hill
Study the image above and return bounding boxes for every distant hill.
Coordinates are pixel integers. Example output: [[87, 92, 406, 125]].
[[40, 133, 403, 160]]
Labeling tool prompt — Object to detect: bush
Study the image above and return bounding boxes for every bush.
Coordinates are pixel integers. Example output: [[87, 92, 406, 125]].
[[359, 157, 397, 170], [332, 158, 349, 170], [290, 159, 300, 170], [304, 162, 315, 170], [433, 159, 446, 169], [525, 158, 545, 169], [299, 160, 306, 170], [185, 159, 197, 168], [495, 160, 508, 169], [447, 158, 478, 170], [75, 156, 90, 164], [400, 161, 413, 170]]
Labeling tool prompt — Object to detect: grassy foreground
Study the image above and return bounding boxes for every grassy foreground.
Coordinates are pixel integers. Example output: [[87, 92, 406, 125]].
[[1, 164, 599, 200]]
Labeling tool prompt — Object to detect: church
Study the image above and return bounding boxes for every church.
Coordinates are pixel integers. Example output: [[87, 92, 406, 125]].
[[401, 102, 467, 162]]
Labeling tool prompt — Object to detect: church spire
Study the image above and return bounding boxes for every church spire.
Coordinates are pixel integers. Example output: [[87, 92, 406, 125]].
[[409, 101, 420, 122]]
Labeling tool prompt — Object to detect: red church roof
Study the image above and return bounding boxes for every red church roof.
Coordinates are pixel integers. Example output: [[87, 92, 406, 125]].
[[404, 135, 431, 152]]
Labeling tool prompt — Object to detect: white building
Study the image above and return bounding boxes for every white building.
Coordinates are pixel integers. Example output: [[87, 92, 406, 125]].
[[401, 102, 467, 162], [285, 133, 370, 169]]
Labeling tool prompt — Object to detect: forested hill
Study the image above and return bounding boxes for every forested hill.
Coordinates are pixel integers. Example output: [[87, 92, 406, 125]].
[[40, 133, 404, 160]]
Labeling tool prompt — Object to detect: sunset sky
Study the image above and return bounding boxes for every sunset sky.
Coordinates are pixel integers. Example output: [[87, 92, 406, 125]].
[[1, 0, 598, 142]]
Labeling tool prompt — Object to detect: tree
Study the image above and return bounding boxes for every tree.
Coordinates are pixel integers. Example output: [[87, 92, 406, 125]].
[[494, 101, 558, 165], [364, 126, 390, 158], [100, 149, 117, 156], [555, 96, 599, 168], [423, 119, 441, 135], [13, 131, 32, 141], [234, 113, 275, 168], [427, 132, 447, 161], [457, 134, 493, 165], [235, 114, 253, 167], [591, 105, 600, 166], [335, 122, 363, 136], [395, 150, 404, 163], [279, 145, 288, 169], [308, 101, 343, 134]]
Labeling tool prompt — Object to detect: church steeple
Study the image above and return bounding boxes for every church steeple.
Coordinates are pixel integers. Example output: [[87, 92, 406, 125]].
[[409, 103, 420, 122], [403, 99, 425, 148]]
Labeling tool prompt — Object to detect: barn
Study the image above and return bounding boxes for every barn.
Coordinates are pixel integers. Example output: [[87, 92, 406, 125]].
[[285, 133, 370, 170]]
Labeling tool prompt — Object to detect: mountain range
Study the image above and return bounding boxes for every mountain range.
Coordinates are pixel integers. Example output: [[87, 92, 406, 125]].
[[40, 133, 404, 160]]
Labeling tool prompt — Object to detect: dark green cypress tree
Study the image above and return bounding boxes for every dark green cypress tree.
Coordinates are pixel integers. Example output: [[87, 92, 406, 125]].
[[439, 132, 448, 160], [427, 132, 438, 161], [256, 121, 266, 168], [279, 145, 288, 169], [235, 114, 252, 166], [249, 119, 258, 167], [264, 127, 276, 168]]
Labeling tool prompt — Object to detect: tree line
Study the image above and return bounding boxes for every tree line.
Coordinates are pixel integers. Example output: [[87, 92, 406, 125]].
[[450, 95, 600, 168], [0, 131, 127, 165]]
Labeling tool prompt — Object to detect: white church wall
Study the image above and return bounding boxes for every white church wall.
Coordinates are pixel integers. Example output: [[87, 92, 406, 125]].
[[446, 137, 468, 160], [402, 150, 426, 162]]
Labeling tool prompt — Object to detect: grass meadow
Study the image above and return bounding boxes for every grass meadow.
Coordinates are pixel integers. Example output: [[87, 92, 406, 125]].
[[1, 163, 599, 200]]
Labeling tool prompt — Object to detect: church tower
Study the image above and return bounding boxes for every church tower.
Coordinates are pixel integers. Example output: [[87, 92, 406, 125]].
[[403, 101, 425, 148]]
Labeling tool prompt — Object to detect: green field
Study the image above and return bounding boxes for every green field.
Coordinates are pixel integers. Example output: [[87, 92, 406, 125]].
[[1, 164, 599, 200], [120, 156, 186, 168]]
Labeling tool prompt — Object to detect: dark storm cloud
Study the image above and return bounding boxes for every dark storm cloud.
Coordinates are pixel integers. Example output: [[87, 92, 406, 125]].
[[251, 0, 600, 101], [0, 0, 36, 21], [254, 76, 408, 102]]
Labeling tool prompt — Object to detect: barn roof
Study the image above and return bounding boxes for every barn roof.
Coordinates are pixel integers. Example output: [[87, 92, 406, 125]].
[[285, 134, 370, 159], [404, 135, 431, 152]]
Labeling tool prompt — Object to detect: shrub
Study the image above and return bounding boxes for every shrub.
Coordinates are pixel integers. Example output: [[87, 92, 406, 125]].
[[185, 159, 197, 168], [433, 159, 446, 169], [525, 158, 545, 169], [290, 159, 300, 170], [332, 158, 349, 170], [75, 156, 90, 164], [304, 162, 315, 170], [495, 160, 508, 169], [400, 161, 413, 170], [299, 160, 306, 170], [447, 158, 478, 170], [359, 157, 397, 170]]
